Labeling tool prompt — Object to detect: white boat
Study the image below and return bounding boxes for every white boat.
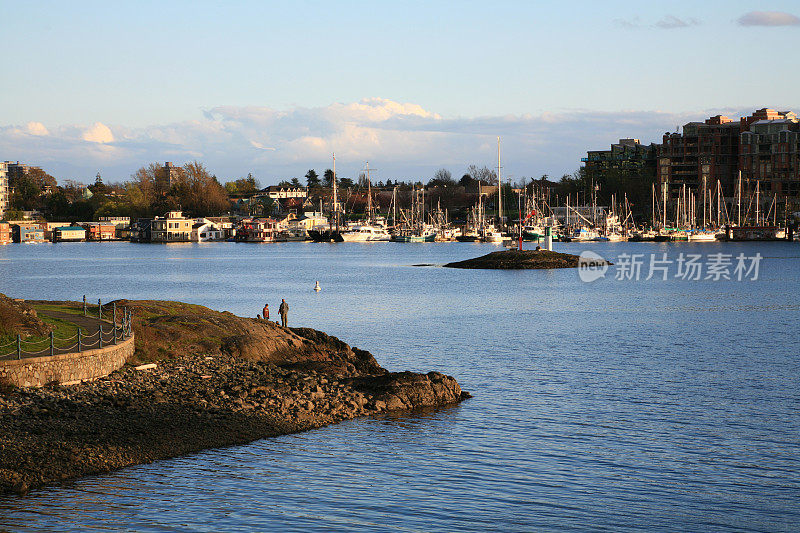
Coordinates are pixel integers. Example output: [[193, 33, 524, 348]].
[[593, 231, 626, 242], [687, 230, 718, 242], [565, 226, 599, 242], [481, 225, 504, 243], [340, 224, 391, 242]]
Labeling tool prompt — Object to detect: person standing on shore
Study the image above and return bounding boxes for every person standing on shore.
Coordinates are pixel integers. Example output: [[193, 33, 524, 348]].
[[262, 303, 269, 321], [279, 299, 289, 327]]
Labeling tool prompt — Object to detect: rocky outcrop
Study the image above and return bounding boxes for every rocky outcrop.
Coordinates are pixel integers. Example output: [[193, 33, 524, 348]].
[[0, 294, 51, 339], [117, 300, 385, 377], [346, 371, 468, 411], [444, 249, 611, 269], [0, 299, 470, 495]]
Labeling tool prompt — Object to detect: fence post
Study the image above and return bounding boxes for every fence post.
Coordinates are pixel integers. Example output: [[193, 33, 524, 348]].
[[83, 295, 87, 316], [50, 331, 54, 357], [98, 299, 102, 319], [17, 335, 21, 360], [78, 329, 82, 353], [113, 302, 117, 328], [99, 325, 103, 349]]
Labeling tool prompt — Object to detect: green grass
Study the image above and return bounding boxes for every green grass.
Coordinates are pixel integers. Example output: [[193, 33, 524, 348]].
[[0, 312, 90, 356], [31, 303, 93, 316]]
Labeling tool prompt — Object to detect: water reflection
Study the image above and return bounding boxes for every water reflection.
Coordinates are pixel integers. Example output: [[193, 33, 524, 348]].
[[1, 242, 799, 532]]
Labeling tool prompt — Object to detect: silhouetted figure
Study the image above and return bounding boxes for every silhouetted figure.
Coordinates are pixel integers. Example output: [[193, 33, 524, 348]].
[[279, 299, 289, 328], [263, 303, 269, 320]]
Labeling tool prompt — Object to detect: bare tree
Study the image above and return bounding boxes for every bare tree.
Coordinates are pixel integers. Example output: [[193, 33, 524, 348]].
[[466, 164, 497, 185]]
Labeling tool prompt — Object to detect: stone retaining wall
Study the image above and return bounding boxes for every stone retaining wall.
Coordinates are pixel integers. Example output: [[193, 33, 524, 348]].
[[0, 335, 134, 388]]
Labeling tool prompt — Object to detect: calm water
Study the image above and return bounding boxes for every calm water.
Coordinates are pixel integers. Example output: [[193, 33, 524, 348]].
[[1, 241, 799, 532]]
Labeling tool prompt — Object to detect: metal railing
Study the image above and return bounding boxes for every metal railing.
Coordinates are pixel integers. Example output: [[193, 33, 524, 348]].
[[0, 302, 134, 360]]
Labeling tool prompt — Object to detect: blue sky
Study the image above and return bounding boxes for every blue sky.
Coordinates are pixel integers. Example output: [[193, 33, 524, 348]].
[[1, 1, 799, 184]]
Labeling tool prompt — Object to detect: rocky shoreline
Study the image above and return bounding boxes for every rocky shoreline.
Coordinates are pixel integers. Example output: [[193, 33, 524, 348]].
[[0, 352, 467, 495], [0, 299, 469, 495]]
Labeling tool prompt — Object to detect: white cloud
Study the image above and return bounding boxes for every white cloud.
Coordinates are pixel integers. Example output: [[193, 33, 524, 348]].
[[0, 99, 770, 183], [82, 122, 114, 143], [738, 11, 800, 26], [25, 122, 50, 136]]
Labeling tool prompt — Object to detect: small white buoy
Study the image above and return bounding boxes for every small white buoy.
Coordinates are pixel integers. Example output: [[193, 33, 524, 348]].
[[314, 281, 321, 292]]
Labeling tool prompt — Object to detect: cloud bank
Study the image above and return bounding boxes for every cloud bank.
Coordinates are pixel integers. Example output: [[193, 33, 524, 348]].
[[0, 98, 763, 184], [615, 15, 700, 29], [738, 11, 800, 26]]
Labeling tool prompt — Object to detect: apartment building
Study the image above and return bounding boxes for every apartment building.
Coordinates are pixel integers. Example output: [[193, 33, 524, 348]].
[[739, 115, 800, 200], [0, 161, 7, 220], [656, 108, 799, 214], [657, 114, 741, 203], [583, 138, 657, 182]]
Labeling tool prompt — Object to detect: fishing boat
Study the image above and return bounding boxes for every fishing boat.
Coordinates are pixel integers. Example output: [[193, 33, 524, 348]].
[[628, 229, 656, 242], [456, 229, 480, 242], [391, 228, 437, 242], [522, 225, 546, 241], [593, 231, 626, 242], [481, 225, 504, 243], [562, 226, 599, 242]]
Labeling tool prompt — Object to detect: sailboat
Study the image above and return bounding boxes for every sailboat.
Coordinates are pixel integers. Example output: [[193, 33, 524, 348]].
[[308, 153, 344, 242], [482, 137, 510, 244], [340, 162, 390, 242]]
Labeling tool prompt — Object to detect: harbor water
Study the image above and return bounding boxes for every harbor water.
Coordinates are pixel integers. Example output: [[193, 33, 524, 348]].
[[1, 241, 799, 532]]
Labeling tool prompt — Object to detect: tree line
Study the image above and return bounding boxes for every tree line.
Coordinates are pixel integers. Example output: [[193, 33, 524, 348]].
[[3, 160, 656, 222]]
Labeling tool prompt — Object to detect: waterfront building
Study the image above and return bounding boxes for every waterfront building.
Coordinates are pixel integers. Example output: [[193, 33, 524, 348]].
[[0, 161, 8, 220], [235, 218, 281, 242], [651, 108, 799, 222], [191, 219, 225, 242], [97, 216, 131, 227], [83, 222, 117, 240], [11, 223, 45, 243], [53, 226, 86, 242], [0, 222, 10, 244], [130, 219, 153, 242], [151, 211, 192, 242], [39, 222, 69, 241], [291, 211, 328, 232]]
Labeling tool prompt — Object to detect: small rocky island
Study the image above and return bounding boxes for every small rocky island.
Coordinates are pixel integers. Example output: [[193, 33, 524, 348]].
[[444, 249, 611, 269], [0, 297, 469, 495]]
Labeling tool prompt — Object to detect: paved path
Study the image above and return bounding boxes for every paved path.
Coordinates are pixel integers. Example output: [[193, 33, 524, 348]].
[[17, 310, 122, 357]]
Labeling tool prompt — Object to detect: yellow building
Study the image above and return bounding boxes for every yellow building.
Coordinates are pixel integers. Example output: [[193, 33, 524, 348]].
[[151, 211, 192, 242]]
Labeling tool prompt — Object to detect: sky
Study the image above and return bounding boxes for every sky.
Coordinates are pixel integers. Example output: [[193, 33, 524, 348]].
[[1, 0, 799, 185]]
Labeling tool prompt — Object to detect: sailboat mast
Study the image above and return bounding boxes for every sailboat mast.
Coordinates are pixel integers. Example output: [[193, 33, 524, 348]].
[[652, 183, 655, 228], [737, 171, 742, 226], [755, 180, 760, 226], [497, 136, 502, 229], [365, 161, 372, 223], [702, 176, 707, 227], [332, 153, 338, 231]]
